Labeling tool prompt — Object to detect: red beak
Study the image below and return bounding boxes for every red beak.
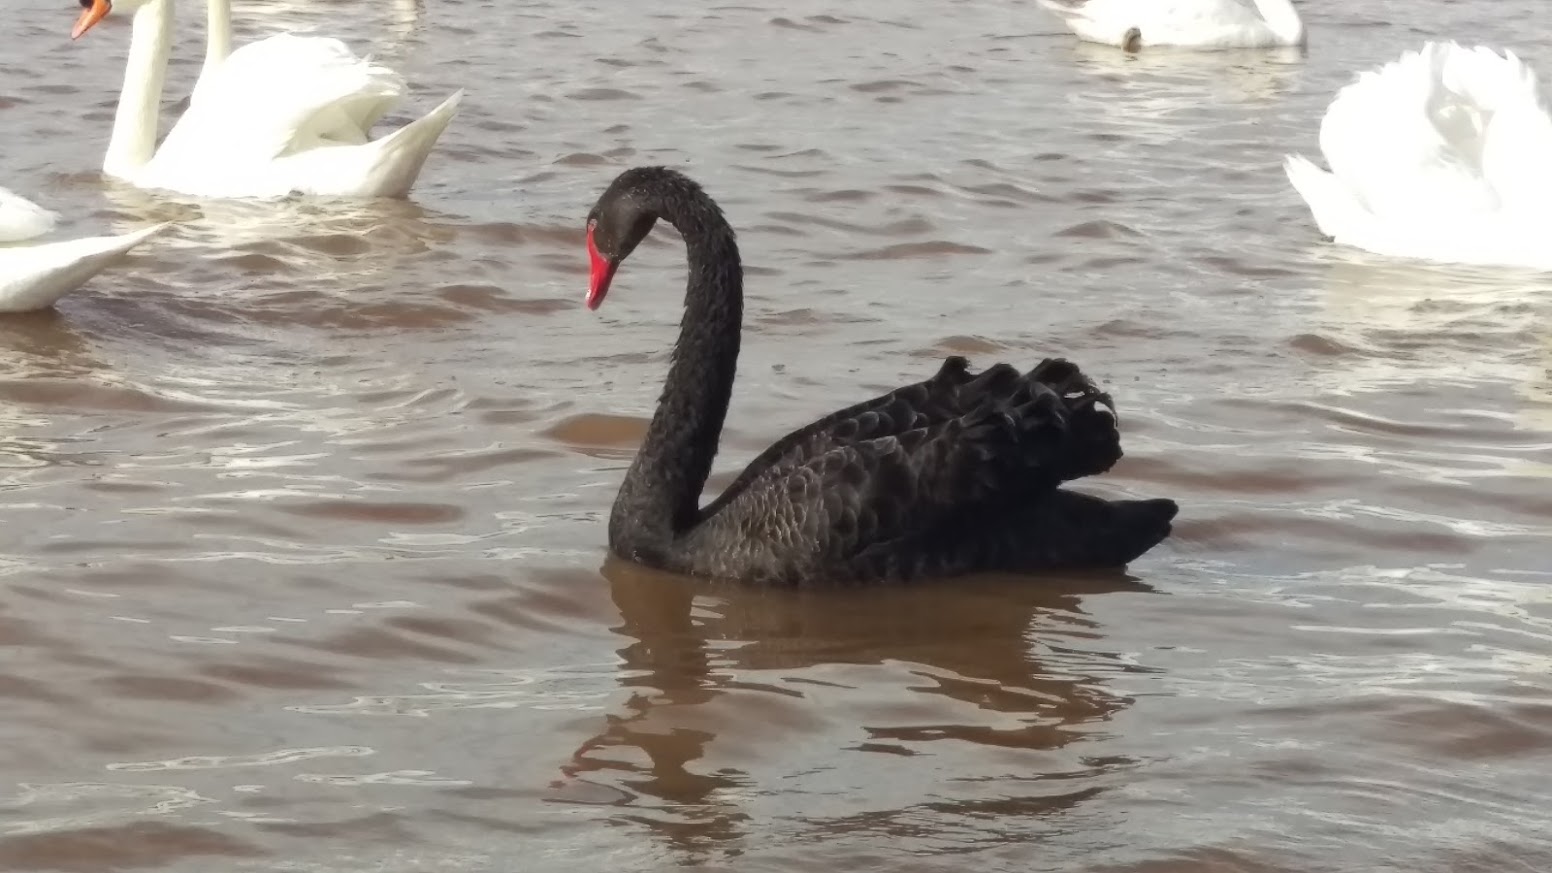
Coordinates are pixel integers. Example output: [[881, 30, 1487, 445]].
[[586, 226, 617, 310]]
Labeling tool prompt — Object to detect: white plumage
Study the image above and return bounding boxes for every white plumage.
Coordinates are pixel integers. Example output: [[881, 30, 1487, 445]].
[[1036, 0, 1305, 50], [1286, 42, 1552, 270], [80, 0, 462, 200], [0, 187, 167, 312], [0, 186, 60, 244]]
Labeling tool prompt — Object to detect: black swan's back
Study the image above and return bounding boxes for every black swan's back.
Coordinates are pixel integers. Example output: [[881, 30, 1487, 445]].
[[678, 355, 1176, 585], [582, 166, 1176, 587]]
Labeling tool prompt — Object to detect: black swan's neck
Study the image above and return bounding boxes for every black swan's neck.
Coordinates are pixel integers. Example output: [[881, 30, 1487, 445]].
[[609, 186, 743, 557]]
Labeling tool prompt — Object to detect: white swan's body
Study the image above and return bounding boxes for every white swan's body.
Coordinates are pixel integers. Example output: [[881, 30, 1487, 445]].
[[0, 188, 167, 312], [1286, 42, 1552, 271], [1037, 0, 1304, 50], [76, 0, 461, 200], [0, 187, 60, 243]]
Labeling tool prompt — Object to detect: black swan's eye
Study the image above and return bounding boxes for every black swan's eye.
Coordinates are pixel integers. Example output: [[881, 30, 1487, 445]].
[[78, 0, 92, 9]]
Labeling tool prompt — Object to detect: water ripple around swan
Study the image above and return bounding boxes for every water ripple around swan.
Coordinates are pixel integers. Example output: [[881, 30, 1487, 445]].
[[1, 0, 1552, 870]]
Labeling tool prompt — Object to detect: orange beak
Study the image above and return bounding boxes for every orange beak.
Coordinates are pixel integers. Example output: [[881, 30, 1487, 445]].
[[72, 0, 111, 39]]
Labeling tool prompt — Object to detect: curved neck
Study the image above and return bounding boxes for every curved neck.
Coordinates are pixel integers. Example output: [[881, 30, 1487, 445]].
[[610, 192, 743, 554], [199, 0, 233, 97], [105, 0, 173, 178], [1249, 0, 1305, 44]]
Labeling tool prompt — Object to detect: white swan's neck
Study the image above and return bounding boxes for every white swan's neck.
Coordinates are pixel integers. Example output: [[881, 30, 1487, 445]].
[[203, 0, 232, 77], [191, 0, 232, 105], [1248, 0, 1305, 45], [105, 0, 173, 178]]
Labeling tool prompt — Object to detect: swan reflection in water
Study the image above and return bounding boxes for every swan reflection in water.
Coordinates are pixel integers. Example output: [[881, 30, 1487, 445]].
[[97, 180, 458, 288], [551, 558, 1154, 855], [1299, 253, 1552, 588], [1064, 43, 1305, 127], [1310, 253, 1552, 438]]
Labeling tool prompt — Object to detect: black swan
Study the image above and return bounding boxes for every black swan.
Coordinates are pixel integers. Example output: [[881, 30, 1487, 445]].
[[584, 166, 1177, 586]]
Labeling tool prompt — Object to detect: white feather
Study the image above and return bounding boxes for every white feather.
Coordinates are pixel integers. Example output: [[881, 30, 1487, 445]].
[[0, 187, 60, 243], [95, 0, 462, 200], [0, 223, 168, 313], [1036, 0, 1305, 50], [1287, 42, 1552, 270]]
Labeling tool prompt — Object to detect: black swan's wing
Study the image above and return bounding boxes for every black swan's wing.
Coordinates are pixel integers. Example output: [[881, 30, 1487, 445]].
[[700, 356, 1115, 521], [696, 356, 972, 520], [685, 358, 1128, 583], [871, 488, 1177, 581]]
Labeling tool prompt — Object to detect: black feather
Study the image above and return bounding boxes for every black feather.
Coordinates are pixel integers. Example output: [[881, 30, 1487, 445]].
[[588, 167, 1177, 587]]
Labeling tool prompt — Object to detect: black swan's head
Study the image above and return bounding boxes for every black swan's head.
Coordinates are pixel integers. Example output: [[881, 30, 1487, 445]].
[[585, 168, 679, 310]]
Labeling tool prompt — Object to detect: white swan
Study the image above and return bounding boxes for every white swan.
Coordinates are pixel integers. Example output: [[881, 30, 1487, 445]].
[[0, 188, 167, 313], [1036, 0, 1305, 51], [1286, 42, 1552, 271], [71, 0, 462, 200]]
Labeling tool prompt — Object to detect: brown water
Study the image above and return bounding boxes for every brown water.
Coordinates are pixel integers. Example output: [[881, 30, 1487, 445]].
[[3, 1, 1552, 870]]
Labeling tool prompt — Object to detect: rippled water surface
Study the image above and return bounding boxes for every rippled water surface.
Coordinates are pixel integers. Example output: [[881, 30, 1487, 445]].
[[3, 0, 1552, 870]]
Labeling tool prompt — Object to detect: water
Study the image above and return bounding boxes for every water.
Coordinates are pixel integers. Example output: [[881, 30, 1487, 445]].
[[2, 0, 1551, 870]]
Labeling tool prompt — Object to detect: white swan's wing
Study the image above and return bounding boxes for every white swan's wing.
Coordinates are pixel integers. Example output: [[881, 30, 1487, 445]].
[[1315, 43, 1499, 220], [262, 89, 463, 200], [136, 32, 458, 199], [1284, 155, 1364, 241], [1453, 46, 1552, 215], [1288, 42, 1552, 269], [1314, 41, 1552, 219], [0, 187, 60, 243], [170, 33, 406, 163], [149, 86, 462, 200]]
